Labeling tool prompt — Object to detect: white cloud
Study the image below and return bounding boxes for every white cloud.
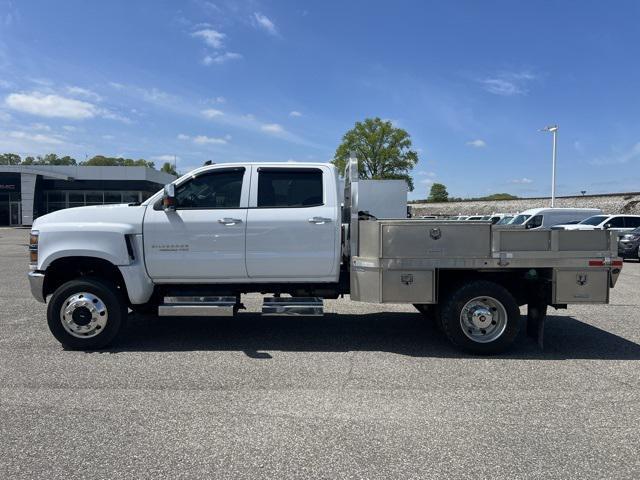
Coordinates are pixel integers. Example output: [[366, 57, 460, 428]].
[[481, 71, 538, 96], [66, 86, 102, 101], [253, 13, 278, 36], [192, 29, 226, 49], [62, 125, 77, 132], [30, 123, 51, 131], [209, 96, 226, 104], [466, 139, 486, 148], [261, 123, 285, 134], [202, 52, 242, 65], [5, 92, 97, 119], [193, 134, 229, 145], [420, 178, 434, 185], [177, 134, 190, 140], [7, 130, 63, 145], [510, 177, 533, 184], [289, 110, 302, 117], [0, 110, 11, 122], [202, 108, 224, 118], [590, 142, 640, 166], [152, 154, 179, 162], [99, 109, 132, 124]]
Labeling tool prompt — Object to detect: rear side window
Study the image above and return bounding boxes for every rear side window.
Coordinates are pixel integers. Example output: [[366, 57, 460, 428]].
[[624, 217, 640, 228], [607, 216, 626, 228], [175, 169, 244, 209], [257, 168, 323, 208]]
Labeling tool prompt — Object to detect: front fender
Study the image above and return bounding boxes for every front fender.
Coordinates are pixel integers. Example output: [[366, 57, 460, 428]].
[[38, 229, 132, 270]]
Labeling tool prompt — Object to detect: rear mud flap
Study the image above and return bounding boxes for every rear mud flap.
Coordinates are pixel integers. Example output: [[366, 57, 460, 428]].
[[527, 302, 547, 349]]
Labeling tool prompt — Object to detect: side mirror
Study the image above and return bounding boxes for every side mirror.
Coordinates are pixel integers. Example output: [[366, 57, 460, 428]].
[[603, 223, 612, 229], [163, 184, 176, 211]]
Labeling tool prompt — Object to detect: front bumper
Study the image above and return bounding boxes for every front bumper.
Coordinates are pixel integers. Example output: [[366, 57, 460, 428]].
[[618, 242, 639, 258], [28, 271, 46, 303]]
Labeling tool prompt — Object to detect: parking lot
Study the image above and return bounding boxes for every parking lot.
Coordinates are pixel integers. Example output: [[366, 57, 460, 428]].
[[1, 227, 639, 479]]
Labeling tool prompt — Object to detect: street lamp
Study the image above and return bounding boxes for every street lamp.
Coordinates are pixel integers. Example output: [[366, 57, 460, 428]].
[[540, 125, 558, 207]]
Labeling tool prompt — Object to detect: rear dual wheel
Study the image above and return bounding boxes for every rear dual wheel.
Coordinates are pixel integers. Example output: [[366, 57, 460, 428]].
[[439, 280, 520, 354]]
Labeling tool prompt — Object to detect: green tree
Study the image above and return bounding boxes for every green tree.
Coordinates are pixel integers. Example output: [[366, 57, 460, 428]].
[[22, 156, 36, 165], [428, 183, 449, 202], [0, 153, 21, 165], [332, 117, 419, 191], [80, 155, 155, 168], [160, 162, 178, 176]]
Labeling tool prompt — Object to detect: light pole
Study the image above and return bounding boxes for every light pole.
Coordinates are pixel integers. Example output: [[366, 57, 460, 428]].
[[540, 125, 558, 207]]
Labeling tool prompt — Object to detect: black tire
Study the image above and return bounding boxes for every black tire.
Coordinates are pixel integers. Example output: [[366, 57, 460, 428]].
[[47, 277, 127, 350], [439, 280, 520, 355]]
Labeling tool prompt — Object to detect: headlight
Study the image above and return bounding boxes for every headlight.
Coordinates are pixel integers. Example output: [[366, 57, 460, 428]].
[[29, 230, 39, 267], [623, 234, 640, 241]]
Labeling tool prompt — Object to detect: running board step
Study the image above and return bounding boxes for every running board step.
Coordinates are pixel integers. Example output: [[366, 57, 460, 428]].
[[159, 296, 236, 317], [261, 297, 324, 316]]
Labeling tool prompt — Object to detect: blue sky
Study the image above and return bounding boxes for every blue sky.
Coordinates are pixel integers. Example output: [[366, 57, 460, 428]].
[[1, 0, 639, 199]]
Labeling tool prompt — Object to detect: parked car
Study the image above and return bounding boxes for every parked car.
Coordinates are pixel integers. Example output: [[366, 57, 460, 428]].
[[495, 215, 515, 225], [509, 208, 602, 229], [552, 214, 640, 235], [618, 227, 640, 260], [466, 215, 484, 221], [488, 213, 513, 225]]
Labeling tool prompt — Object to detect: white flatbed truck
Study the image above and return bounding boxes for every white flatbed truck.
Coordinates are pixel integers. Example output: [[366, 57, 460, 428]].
[[27, 156, 623, 354]]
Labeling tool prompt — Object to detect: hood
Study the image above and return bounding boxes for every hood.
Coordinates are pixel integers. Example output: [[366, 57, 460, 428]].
[[554, 224, 597, 231], [32, 203, 148, 234]]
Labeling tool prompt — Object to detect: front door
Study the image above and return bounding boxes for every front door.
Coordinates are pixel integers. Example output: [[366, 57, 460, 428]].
[[143, 166, 249, 281], [245, 166, 338, 280], [9, 202, 21, 226]]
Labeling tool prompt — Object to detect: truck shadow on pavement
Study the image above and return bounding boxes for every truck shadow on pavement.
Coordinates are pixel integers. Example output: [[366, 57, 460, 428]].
[[108, 312, 640, 360]]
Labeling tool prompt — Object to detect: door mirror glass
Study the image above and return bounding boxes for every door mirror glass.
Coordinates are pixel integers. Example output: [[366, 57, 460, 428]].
[[603, 223, 611, 229], [163, 183, 176, 211]]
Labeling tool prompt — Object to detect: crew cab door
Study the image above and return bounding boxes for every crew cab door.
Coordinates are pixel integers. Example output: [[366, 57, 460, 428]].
[[143, 166, 249, 280], [245, 165, 339, 280]]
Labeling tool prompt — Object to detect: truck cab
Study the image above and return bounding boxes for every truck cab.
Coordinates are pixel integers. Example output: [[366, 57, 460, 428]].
[[142, 163, 341, 283]]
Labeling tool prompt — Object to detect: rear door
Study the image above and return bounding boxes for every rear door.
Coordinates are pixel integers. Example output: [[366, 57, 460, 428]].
[[245, 166, 339, 280], [143, 166, 249, 280]]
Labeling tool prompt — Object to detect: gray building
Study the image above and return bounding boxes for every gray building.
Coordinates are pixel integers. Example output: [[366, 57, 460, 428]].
[[0, 165, 176, 226]]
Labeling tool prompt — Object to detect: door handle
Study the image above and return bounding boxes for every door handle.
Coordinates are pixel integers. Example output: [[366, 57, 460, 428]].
[[308, 217, 332, 224], [218, 218, 243, 225]]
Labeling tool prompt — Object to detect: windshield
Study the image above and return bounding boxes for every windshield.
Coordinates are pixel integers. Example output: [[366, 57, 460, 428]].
[[496, 216, 513, 225], [510, 214, 531, 225], [579, 215, 608, 226]]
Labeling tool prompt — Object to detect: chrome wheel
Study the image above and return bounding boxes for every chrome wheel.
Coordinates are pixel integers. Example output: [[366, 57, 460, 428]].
[[459, 296, 507, 343], [59, 292, 108, 338]]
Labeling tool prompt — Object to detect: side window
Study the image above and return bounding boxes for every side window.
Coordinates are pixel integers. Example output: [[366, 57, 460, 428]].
[[257, 168, 323, 208], [606, 216, 625, 228], [624, 217, 640, 228], [175, 169, 244, 209], [527, 215, 543, 229]]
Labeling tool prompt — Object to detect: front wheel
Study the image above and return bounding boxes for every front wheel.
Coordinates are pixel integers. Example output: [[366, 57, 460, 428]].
[[439, 280, 520, 354], [47, 277, 127, 350]]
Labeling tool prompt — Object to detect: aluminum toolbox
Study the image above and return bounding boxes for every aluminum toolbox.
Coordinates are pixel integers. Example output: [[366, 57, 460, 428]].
[[553, 268, 609, 304]]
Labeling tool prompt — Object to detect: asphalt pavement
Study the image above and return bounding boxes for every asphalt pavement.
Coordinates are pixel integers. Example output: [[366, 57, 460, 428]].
[[1, 227, 639, 479]]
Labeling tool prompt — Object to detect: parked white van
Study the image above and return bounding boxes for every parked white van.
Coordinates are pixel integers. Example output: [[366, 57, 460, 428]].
[[507, 208, 602, 230]]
